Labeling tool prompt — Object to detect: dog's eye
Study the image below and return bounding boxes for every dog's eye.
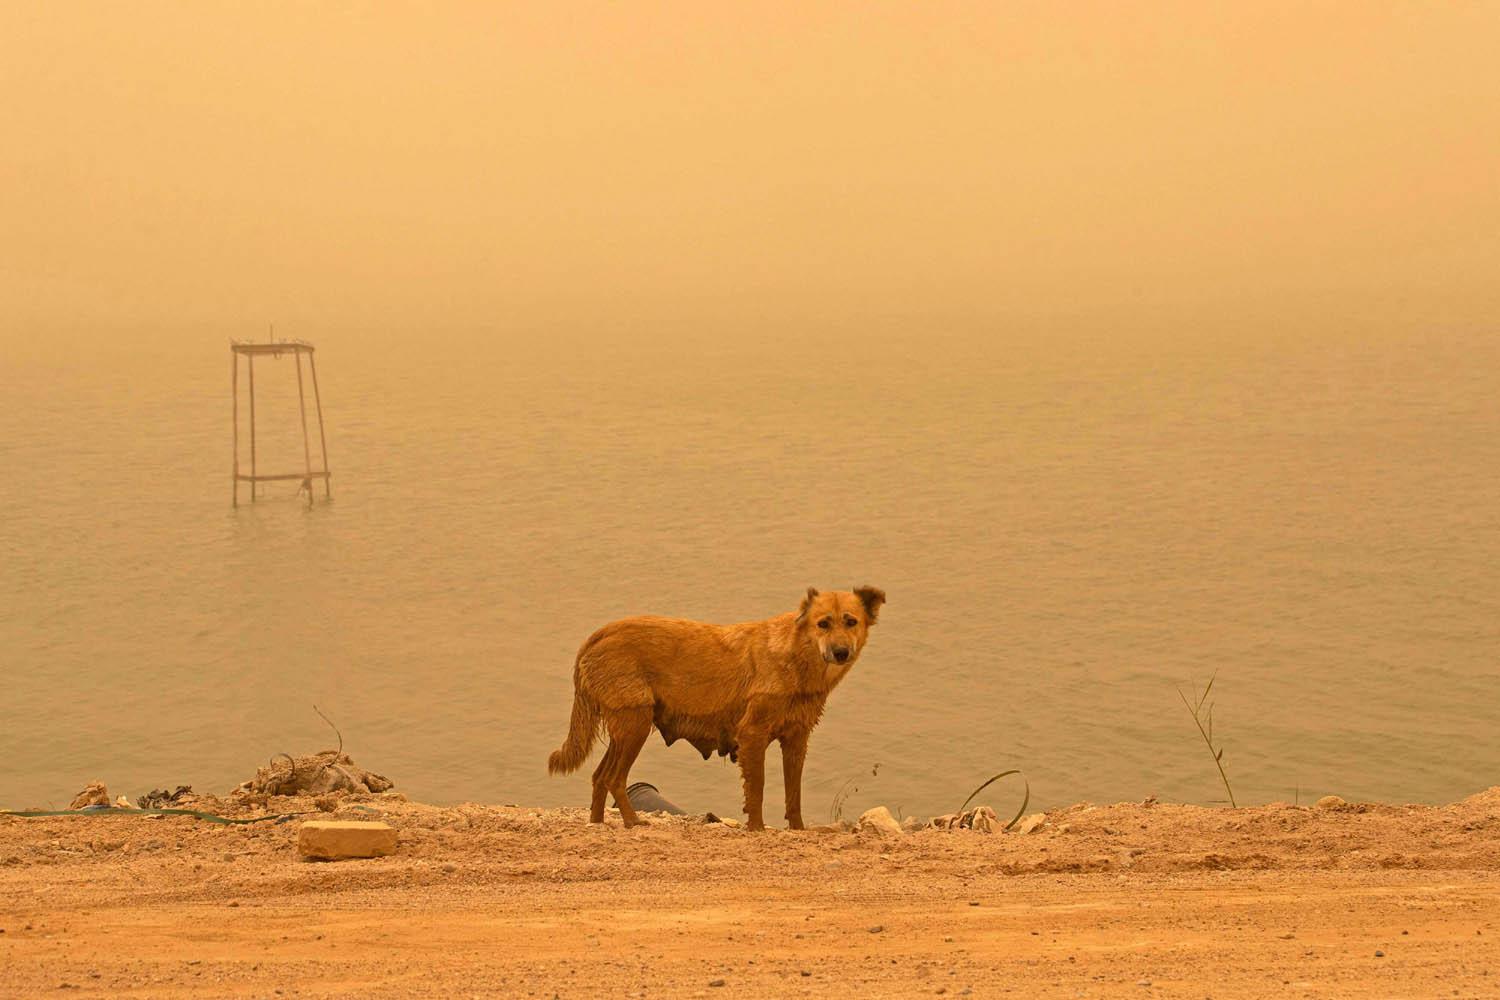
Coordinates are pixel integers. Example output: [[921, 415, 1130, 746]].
[[817, 619, 832, 630], [844, 616, 858, 628]]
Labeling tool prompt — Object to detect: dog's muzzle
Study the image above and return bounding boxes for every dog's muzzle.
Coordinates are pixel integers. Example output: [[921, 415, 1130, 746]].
[[831, 647, 850, 664]]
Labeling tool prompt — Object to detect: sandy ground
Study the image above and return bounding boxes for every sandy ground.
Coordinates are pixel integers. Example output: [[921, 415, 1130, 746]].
[[3, 788, 1499, 998]]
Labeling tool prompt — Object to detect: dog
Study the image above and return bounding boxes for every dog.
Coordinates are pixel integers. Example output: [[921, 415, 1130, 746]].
[[548, 586, 886, 830]]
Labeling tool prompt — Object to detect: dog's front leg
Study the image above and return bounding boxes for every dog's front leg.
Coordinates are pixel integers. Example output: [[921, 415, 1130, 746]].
[[736, 702, 775, 831], [780, 729, 809, 830]]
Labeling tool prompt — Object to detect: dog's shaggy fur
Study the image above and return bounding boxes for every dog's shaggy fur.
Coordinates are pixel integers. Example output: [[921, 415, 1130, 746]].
[[548, 586, 886, 830]]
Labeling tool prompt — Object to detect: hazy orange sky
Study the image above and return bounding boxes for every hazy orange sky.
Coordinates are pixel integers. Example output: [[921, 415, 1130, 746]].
[[3, 3, 1497, 336]]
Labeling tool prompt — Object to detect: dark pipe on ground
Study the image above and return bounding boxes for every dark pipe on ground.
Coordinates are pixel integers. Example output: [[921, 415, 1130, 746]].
[[625, 782, 685, 815]]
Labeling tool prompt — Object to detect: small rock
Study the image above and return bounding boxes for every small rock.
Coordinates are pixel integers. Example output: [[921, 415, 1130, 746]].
[[868, 925, 884, 934], [1015, 813, 1047, 835], [68, 781, 110, 810], [1316, 795, 1347, 810], [857, 806, 903, 836], [930, 814, 958, 830], [800, 971, 811, 977], [718, 818, 741, 829], [113, 796, 133, 810], [1374, 950, 1384, 958], [297, 820, 397, 861], [901, 816, 927, 833], [1136, 979, 1151, 986], [968, 806, 999, 833], [708, 979, 725, 987]]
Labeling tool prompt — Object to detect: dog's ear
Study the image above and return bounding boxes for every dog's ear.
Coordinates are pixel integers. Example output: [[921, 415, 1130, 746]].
[[795, 587, 820, 624], [854, 586, 886, 625]]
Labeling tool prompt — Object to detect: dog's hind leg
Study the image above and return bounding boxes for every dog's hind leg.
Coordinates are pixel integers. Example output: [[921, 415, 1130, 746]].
[[588, 741, 620, 824], [602, 707, 652, 827]]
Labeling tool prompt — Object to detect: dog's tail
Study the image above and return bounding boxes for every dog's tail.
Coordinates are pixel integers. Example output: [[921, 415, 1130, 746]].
[[547, 683, 601, 776]]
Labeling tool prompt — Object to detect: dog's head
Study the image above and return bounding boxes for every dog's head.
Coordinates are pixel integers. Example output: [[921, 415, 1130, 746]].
[[795, 586, 886, 665]]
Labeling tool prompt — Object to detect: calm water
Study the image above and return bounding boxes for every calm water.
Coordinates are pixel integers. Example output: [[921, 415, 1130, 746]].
[[3, 323, 1497, 819]]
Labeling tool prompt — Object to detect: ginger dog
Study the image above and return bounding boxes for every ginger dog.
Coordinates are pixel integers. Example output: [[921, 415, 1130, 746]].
[[548, 586, 886, 830]]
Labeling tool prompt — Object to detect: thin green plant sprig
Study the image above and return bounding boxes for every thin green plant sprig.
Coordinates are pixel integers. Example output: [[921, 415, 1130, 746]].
[[829, 762, 881, 824], [1177, 674, 1237, 807]]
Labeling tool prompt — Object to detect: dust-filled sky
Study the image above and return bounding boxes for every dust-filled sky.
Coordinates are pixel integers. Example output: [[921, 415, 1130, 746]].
[[2, 3, 1497, 336]]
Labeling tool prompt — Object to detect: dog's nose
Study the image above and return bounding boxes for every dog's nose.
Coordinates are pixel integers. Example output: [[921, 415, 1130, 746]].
[[833, 647, 850, 663]]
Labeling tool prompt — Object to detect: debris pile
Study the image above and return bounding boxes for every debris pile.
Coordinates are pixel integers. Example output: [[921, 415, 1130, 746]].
[[234, 751, 393, 799], [137, 786, 197, 810]]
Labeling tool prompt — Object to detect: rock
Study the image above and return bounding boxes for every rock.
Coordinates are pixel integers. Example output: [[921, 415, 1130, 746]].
[[113, 796, 133, 810], [297, 820, 398, 860], [69, 781, 110, 810], [857, 806, 903, 836], [868, 925, 884, 933], [930, 813, 958, 830], [1015, 813, 1047, 835], [900, 816, 927, 833], [718, 817, 741, 829], [1316, 795, 1347, 810], [967, 806, 999, 833]]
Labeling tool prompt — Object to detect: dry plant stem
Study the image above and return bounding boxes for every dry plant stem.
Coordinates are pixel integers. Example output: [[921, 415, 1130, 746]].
[[310, 704, 346, 786], [313, 704, 343, 755], [268, 752, 297, 794], [1178, 676, 1237, 808]]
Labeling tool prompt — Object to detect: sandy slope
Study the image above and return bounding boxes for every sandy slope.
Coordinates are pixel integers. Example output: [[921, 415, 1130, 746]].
[[3, 790, 1499, 998]]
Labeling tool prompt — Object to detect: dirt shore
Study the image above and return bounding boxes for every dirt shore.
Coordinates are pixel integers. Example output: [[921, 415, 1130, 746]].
[[3, 789, 1499, 998]]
